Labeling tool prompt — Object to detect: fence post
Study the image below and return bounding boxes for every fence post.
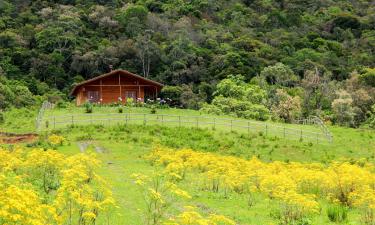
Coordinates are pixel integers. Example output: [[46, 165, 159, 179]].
[[247, 121, 250, 135], [71, 115, 74, 126], [316, 133, 319, 144], [300, 129, 303, 140], [179, 116, 181, 127], [213, 118, 216, 129], [91, 114, 93, 125], [161, 115, 164, 125], [54, 116, 56, 129], [230, 120, 233, 132], [283, 127, 286, 138], [265, 124, 268, 136], [196, 117, 199, 128], [144, 114, 146, 125]]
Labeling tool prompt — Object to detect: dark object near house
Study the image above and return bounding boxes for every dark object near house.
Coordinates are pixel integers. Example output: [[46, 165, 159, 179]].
[[70, 70, 163, 106]]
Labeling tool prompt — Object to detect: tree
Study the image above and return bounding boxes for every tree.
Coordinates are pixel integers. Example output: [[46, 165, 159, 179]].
[[271, 89, 302, 122], [260, 63, 299, 87], [360, 68, 375, 87], [332, 90, 355, 126], [135, 30, 158, 78]]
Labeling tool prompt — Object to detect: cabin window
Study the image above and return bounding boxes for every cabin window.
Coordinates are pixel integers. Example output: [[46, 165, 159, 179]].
[[125, 91, 137, 102], [87, 91, 99, 103]]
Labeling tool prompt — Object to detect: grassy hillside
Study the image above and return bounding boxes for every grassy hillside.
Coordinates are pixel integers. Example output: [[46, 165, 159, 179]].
[[44, 124, 372, 224], [1, 106, 374, 224]]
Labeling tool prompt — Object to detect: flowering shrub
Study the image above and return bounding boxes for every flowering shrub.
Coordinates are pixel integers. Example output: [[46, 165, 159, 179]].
[[48, 134, 65, 145], [146, 147, 375, 224], [166, 206, 235, 225], [0, 146, 116, 225], [131, 172, 192, 225]]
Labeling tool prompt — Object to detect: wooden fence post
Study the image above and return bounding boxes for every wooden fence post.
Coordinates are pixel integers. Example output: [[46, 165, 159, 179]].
[[283, 127, 286, 138], [300, 129, 303, 140], [125, 114, 128, 125], [196, 117, 199, 128], [213, 118, 216, 129], [230, 120, 233, 132], [71, 115, 74, 126], [144, 114, 146, 125], [247, 121, 250, 135], [161, 115, 164, 125], [265, 124, 268, 136]]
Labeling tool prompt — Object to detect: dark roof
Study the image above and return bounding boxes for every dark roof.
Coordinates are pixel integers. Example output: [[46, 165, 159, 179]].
[[70, 69, 163, 96]]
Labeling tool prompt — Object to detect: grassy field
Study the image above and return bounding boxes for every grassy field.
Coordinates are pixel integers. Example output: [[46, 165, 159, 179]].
[[1, 105, 374, 224], [44, 124, 369, 224]]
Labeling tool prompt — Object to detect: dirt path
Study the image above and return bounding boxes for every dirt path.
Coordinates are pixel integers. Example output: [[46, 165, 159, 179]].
[[0, 132, 38, 144]]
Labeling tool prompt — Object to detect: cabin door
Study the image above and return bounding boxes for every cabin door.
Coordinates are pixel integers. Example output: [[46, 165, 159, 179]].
[[124, 91, 137, 102]]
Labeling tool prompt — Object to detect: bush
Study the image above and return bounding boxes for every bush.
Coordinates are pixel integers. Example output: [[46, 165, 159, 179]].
[[118, 106, 123, 113], [56, 100, 68, 109], [327, 205, 348, 223], [150, 105, 157, 114], [84, 102, 93, 113], [126, 98, 134, 106], [160, 85, 183, 107]]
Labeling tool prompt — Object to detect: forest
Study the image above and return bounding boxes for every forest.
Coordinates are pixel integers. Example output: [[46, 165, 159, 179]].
[[0, 0, 375, 127]]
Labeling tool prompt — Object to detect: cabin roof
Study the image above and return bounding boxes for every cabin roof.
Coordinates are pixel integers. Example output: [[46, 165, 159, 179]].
[[70, 69, 163, 96]]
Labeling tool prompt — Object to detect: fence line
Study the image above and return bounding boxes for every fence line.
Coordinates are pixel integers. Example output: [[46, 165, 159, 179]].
[[40, 112, 333, 144], [293, 116, 332, 143]]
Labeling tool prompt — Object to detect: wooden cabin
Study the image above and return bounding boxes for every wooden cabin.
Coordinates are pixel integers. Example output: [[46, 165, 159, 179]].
[[70, 70, 163, 106]]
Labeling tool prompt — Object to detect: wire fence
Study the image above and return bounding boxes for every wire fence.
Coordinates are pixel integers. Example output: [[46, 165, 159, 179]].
[[293, 116, 332, 143], [39, 112, 333, 144]]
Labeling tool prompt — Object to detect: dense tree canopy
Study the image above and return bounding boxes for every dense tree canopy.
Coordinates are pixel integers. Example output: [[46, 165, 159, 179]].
[[0, 0, 375, 126]]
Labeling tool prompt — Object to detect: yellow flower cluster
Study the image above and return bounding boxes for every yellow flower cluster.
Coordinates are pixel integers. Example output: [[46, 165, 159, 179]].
[[0, 146, 115, 225], [48, 134, 66, 145], [147, 147, 375, 223], [166, 206, 235, 225]]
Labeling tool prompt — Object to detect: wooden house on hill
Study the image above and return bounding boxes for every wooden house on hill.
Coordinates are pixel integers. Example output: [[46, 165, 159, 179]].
[[70, 69, 163, 105]]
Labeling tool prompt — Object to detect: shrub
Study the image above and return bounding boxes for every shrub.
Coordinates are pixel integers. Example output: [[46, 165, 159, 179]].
[[118, 106, 123, 113], [327, 205, 348, 222], [150, 105, 157, 114], [84, 102, 93, 113], [126, 98, 134, 106], [56, 100, 68, 109]]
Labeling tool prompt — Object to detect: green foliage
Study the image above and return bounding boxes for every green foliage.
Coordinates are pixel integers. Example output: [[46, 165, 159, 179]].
[[84, 102, 93, 113], [0, 111, 4, 124], [0, 76, 34, 110], [203, 75, 270, 121], [150, 105, 157, 114], [0, 0, 375, 127], [260, 63, 299, 87], [327, 205, 348, 222], [160, 86, 183, 106], [360, 68, 375, 87]]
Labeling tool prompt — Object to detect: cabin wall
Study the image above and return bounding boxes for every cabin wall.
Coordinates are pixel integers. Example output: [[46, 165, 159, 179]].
[[75, 76, 149, 106]]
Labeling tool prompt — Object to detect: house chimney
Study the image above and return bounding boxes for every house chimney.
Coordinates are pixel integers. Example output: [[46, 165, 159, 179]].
[[109, 65, 113, 72]]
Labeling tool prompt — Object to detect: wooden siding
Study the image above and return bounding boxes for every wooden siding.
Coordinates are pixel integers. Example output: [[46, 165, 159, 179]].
[[75, 71, 157, 106]]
